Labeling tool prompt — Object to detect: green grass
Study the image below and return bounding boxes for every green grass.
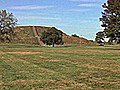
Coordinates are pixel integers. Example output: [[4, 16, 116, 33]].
[[35, 37, 40, 45], [30, 26, 35, 37], [35, 26, 40, 36], [0, 44, 120, 89]]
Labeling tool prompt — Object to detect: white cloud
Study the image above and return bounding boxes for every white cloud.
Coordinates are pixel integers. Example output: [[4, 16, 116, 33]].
[[78, 4, 100, 7], [9, 5, 54, 10], [69, 9, 91, 12]]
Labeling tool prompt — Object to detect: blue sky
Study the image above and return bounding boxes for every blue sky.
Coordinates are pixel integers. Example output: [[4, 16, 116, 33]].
[[0, 0, 107, 40]]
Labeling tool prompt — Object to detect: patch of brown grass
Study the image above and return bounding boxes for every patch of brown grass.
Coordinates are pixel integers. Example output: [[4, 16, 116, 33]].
[[1, 79, 56, 86], [47, 60, 61, 62], [0, 52, 5, 54], [10, 58, 29, 64], [77, 64, 108, 69], [1, 56, 29, 64], [6, 52, 42, 54]]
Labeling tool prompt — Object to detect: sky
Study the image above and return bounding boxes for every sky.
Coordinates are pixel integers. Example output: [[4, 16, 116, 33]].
[[0, 0, 107, 40]]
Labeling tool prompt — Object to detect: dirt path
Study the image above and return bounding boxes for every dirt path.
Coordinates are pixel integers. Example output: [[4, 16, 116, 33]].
[[32, 26, 44, 46]]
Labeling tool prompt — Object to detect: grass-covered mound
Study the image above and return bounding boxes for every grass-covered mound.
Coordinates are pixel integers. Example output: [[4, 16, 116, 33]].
[[7, 26, 95, 45]]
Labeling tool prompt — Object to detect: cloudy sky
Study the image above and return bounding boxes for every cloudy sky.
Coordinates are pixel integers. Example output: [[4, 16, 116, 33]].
[[0, 0, 107, 40]]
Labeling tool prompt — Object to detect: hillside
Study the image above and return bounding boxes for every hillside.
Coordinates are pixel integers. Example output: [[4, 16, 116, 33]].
[[10, 26, 95, 45]]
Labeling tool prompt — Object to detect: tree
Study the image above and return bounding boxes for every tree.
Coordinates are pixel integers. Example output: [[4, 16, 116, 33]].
[[98, 0, 120, 44], [0, 10, 17, 42], [72, 34, 79, 37], [95, 31, 105, 44], [41, 27, 63, 47]]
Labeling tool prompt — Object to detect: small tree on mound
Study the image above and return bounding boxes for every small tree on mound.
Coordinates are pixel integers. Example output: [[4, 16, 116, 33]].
[[41, 27, 63, 47], [72, 34, 79, 37], [0, 10, 17, 42]]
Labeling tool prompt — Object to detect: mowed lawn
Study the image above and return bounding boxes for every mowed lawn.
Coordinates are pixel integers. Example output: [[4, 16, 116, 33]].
[[0, 44, 120, 90]]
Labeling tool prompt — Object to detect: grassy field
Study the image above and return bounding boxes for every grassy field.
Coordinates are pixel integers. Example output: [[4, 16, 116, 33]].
[[0, 44, 120, 90]]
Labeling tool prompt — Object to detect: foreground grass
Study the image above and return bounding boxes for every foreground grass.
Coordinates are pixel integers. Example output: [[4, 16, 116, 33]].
[[0, 44, 120, 90]]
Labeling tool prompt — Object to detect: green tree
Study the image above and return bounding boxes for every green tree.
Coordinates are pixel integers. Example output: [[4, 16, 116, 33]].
[[41, 27, 63, 47], [72, 34, 79, 37], [0, 10, 17, 42], [95, 31, 105, 44], [98, 0, 120, 44]]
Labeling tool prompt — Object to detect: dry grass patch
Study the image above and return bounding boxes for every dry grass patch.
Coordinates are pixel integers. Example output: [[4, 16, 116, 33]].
[[1, 56, 29, 64], [0, 52, 5, 54], [77, 50, 109, 54], [45, 50, 79, 54], [10, 58, 29, 64], [77, 49, 120, 54], [77, 64, 108, 69], [0, 82, 4, 86], [97, 60, 119, 62], [47, 60, 61, 62], [6, 52, 42, 54], [1, 79, 56, 86]]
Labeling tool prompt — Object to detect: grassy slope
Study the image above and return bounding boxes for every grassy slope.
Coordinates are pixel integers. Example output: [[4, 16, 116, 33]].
[[0, 44, 120, 89], [12, 26, 38, 45], [10, 26, 94, 45]]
